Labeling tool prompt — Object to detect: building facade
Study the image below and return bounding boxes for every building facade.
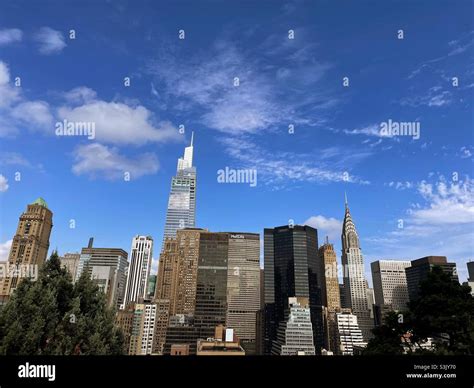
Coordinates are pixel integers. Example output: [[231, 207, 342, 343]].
[[75, 238, 128, 310], [341, 195, 373, 341], [335, 310, 367, 355], [225, 232, 260, 355], [0, 198, 53, 303], [371, 260, 411, 319], [263, 225, 323, 355], [122, 235, 153, 308], [405, 256, 458, 302], [279, 297, 316, 355], [162, 133, 196, 247], [317, 238, 341, 311], [59, 252, 80, 280]]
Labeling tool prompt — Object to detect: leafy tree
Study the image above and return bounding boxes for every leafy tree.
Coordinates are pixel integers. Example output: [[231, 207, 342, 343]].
[[364, 266, 474, 355], [0, 252, 125, 355]]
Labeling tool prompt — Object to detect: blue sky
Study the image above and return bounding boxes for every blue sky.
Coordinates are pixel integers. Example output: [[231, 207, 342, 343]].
[[0, 0, 473, 283]]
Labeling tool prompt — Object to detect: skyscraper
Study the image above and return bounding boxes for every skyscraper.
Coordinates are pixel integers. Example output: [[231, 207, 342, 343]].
[[162, 133, 196, 247], [341, 194, 373, 341], [75, 238, 128, 310], [263, 225, 323, 355], [194, 232, 229, 340], [225, 232, 260, 355], [0, 198, 53, 303], [405, 256, 458, 302], [371, 260, 411, 319], [317, 238, 341, 311], [122, 235, 153, 308]]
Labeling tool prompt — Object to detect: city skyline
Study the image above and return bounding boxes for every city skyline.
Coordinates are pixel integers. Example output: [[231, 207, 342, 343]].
[[0, 0, 473, 286]]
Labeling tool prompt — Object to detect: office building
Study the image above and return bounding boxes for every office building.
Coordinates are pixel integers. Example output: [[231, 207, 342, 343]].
[[122, 235, 153, 308], [341, 194, 373, 341], [279, 297, 316, 355], [371, 260, 411, 320], [335, 311, 367, 355], [406, 256, 458, 302], [225, 232, 260, 355], [317, 238, 341, 310], [59, 252, 80, 280], [0, 198, 53, 303], [162, 133, 196, 246], [263, 225, 323, 355]]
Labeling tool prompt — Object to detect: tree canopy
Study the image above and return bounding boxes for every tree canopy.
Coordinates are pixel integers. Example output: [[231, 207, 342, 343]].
[[0, 252, 125, 355], [364, 266, 474, 355]]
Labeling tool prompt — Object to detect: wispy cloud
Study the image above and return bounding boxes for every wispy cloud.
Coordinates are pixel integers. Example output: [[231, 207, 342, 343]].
[[0, 174, 8, 192], [148, 35, 334, 135], [34, 27, 67, 55], [219, 136, 370, 187], [0, 28, 22, 46]]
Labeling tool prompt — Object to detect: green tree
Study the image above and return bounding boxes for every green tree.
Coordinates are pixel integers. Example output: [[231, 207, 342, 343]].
[[0, 252, 125, 355], [364, 266, 474, 355]]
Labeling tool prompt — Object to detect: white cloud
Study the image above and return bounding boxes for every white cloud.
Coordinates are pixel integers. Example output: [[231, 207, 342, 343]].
[[0, 28, 22, 46], [72, 143, 159, 180], [0, 174, 9, 192], [0, 60, 52, 136], [58, 99, 179, 145], [365, 177, 474, 279], [35, 27, 67, 55], [63, 87, 97, 104], [11, 101, 53, 129], [0, 239, 12, 261], [408, 178, 474, 225], [304, 215, 342, 241]]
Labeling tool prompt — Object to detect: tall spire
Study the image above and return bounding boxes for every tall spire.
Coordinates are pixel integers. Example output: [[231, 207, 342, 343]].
[[177, 132, 194, 171], [344, 191, 348, 210]]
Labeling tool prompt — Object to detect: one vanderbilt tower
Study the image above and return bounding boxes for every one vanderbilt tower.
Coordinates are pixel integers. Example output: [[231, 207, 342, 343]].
[[162, 132, 196, 247]]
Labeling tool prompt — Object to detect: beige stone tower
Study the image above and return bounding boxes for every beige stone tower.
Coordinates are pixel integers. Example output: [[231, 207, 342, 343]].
[[0, 198, 53, 302], [318, 237, 341, 311]]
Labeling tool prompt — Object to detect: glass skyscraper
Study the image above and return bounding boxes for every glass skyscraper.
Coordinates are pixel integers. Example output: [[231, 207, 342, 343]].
[[162, 133, 196, 248], [263, 225, 324, 355]]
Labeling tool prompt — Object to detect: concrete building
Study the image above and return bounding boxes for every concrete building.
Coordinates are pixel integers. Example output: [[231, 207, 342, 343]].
[[279, 297, 316, 355], [0, 198, 53, 303], [225, 232, 260, 355], [317, 238, 341, 311], [122, 235, 153, 309], [59, 252, 80, 280], [335, 311, 367, 355], [406, 256, 458, 302], [371, 260, 411, 321], [75, 238, 128, 310]]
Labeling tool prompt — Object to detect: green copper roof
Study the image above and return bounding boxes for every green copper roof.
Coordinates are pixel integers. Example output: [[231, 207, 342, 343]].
[[31, 197, 48, 208]]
